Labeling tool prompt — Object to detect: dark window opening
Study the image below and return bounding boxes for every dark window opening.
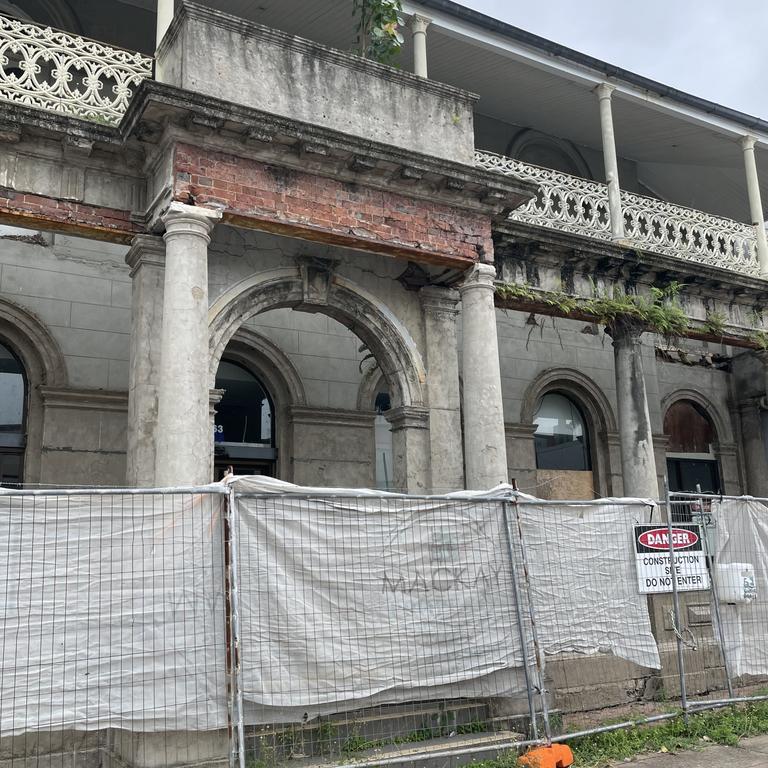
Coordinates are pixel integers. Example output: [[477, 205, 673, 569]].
[[0, 341, 25, 485], [213, 360, 276, 479]]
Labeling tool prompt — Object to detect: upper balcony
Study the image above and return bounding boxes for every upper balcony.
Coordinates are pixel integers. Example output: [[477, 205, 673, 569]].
[[0, 1, 766, 281]]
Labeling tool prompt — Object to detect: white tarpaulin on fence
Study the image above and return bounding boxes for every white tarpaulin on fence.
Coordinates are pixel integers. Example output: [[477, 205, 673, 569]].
[[0, 490, 228, 734], [517, 500, 660, 668], [713, 497, 768, 677], [232, 478, 661, 723]]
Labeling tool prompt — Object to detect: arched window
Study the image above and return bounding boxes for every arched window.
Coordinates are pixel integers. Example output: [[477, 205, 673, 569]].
[[664, 399, 720, 493], [0, 341, 26, 485], [213, 360, 276, 478], [533, 392, 591, 471]]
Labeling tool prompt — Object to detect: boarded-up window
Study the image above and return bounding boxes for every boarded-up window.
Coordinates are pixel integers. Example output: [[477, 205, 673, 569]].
[[663, 400, 715, 453]]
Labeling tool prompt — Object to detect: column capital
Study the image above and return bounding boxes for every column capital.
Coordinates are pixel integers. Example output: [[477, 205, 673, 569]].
[[384, 405, 430, 431], [458, 263, 496, 295], [594, 82, 615, 100], [410, 13, 432, 33], [742, 134, 758, 152], [419, 284, 460, 315], [126, 233, 165, 276], [161, 201, 222, 242], [606, 319, 645, 348]]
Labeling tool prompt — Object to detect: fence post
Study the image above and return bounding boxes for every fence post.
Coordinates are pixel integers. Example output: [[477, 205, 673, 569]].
[[693, 484, 735, 701], [664, 477, 689, 724], [225, 484, 246, 768], [501, 500, 539, 741], [510, 499, 552, 744]]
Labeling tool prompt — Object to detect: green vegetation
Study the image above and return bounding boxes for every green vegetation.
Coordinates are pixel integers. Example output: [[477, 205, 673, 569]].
[[352, 0, 404, 64], [466, 701, 768, 768], [495, 281, 689, 343], [704, 310, 728, 338]]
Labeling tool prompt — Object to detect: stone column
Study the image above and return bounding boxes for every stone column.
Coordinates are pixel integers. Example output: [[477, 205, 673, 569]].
[[385, 405, 430, 493], [609, 322, 658, 498], [411, 14, 431, 78], [595, 83, 625, 240], [459, 263, 508, 490], [741, 135, 768, 277], [125, 235, 166, 487], [154, 203, 221, 487], [420, 286, 464, 492]]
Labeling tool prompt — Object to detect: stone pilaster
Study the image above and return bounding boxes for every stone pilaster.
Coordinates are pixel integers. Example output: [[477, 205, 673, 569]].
[[154, 203, 221, 487], [420, 285, 464, 493], [609, 322, 658, 498], [385, 405, 430, 493], [125, 234, 165, 487], [459, 263, 508, 490], [738, 399, 768, 497]]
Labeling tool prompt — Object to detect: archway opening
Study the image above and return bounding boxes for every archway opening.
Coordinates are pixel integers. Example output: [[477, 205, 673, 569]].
[[213, 359, 276, 479], [664, 399, 720, 493], [0, 340, 26, 485], [533, 391, 594, 499], [374, 389, 393, 491]]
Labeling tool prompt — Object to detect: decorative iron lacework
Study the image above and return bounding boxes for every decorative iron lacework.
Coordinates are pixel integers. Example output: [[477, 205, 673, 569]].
[[475, 150, 760, 277], [0, 15, 152, 125]]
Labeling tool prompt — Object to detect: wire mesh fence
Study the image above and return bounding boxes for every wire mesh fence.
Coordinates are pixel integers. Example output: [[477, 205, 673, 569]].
[[3, 482, 768, 768], [0, 487, 231, 768]]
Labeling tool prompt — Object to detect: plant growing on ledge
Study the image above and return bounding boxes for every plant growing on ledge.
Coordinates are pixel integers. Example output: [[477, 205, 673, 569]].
[[353, 0, 405, 64], [495, 281, 690, 344]]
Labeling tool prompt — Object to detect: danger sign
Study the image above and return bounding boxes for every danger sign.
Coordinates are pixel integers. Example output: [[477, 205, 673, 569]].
[[634, 524, 710, 594]]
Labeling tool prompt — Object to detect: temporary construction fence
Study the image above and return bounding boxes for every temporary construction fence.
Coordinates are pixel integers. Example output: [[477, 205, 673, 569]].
[[1, 479, 768, 768]]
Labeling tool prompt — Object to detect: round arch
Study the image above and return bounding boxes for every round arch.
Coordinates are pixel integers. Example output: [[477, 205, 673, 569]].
[[660, 389, 732, 445], [507, 128, 593, 179], [208, 268, 426, 410], [522, 367, 616, 496], [218, 327, 307, 481], [0, 298, 67, 484], [521, 367, 617, 433]]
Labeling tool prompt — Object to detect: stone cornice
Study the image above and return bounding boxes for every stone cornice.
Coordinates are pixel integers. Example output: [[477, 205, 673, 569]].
[[41, 387, 128, 412], [288, 406, 375, 428], [494, 220, 768, 297], [504, 422, 537, 439], [124, 82, 535, 223]]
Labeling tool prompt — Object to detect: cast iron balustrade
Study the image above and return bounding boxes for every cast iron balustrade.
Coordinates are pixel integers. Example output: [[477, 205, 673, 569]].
[[476, 150, 760, 277], [0, 14, 152, 126]]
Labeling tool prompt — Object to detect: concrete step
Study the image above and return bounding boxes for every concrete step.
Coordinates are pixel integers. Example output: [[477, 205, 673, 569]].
[[277, 730, 526, 768], [245, 699, 495, 760]]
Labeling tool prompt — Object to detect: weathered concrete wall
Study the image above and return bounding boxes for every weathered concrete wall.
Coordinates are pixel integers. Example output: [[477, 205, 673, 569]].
[[157, 3, 477, 164], [0, 232, 131, 485]]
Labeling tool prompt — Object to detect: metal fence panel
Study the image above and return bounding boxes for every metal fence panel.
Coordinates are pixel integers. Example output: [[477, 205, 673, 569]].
[[0, 488, 231, 767]]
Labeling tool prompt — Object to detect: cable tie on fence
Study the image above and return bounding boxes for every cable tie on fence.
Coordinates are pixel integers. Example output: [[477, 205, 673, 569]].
[[668, 609, 697, 651]]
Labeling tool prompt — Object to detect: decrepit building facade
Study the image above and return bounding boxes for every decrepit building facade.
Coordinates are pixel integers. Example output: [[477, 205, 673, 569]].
[[0, 0, 766, 507]]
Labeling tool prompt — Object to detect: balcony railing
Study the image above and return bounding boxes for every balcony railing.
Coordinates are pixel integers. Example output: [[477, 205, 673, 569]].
[[475, 151, 760, 277], [0, 15, 152, 126]]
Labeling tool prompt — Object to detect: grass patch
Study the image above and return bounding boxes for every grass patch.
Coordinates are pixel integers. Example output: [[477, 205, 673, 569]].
[[466, 701, 768, 768]]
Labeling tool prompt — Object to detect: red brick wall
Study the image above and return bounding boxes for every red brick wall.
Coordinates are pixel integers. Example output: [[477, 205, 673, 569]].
[[174, 144, 492, 265], [0, 188, 138, 242]]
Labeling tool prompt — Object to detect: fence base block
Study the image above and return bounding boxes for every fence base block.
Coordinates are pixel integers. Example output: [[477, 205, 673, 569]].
[[518, 744, 574, 768]]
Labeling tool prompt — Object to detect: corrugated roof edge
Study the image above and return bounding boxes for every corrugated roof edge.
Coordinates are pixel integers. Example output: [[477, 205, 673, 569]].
[[416, 0, 768, 135]]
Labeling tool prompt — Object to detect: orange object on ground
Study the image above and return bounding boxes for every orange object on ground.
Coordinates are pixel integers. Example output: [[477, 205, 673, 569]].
[[518, 744, 574, 768]]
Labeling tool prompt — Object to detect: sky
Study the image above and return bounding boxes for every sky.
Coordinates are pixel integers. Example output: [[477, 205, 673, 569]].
[[458, 0, 768, 120]]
